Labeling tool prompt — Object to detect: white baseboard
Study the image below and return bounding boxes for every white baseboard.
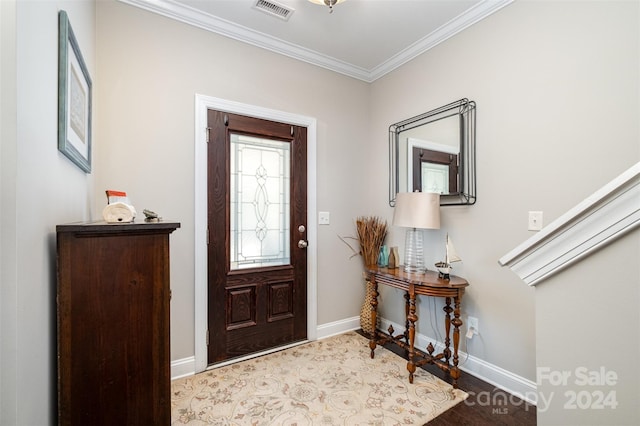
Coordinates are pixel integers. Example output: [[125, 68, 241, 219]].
[[171, 356, 196, 380], [316, 316, 361, 339], [460, 351, 537, 405], [171, 314, 537, 406], [379, 318, 537, 405]]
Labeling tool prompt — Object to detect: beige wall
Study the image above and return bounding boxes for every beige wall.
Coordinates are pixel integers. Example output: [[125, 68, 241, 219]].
[[536, 230, 640, 425], [1, 1, 96, 424], [0, 0, 17, 422], [95, 1, 371, 361], [370, 0, 639, 390]]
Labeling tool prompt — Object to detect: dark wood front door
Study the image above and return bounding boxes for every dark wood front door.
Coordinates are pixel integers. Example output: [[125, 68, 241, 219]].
[[207, 110, 308, 364], [412, 146, 458, 194]]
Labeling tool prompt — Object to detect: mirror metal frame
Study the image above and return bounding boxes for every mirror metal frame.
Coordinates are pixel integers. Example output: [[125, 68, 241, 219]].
[[389, 98, 476, 207]]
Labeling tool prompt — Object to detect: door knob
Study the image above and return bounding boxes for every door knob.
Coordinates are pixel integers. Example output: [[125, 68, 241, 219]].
[[298, 240, 308, 249]]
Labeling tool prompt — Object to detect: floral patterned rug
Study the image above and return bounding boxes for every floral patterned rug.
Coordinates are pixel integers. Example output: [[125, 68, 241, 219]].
[[171, 331, 468, 425]]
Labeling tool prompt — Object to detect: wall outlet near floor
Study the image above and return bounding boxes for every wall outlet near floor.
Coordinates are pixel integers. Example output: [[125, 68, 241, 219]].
[[467, 316, 479, 335]]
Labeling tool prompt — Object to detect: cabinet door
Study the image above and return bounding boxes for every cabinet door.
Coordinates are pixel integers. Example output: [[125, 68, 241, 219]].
[[57, 229, 172, 425]]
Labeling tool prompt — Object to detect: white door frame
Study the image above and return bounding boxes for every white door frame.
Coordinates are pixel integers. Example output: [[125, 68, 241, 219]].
[[194, 94, 318, 373]]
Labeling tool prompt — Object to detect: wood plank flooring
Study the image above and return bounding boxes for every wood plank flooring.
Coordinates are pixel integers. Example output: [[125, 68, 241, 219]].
[[357, 330, 537, 425]]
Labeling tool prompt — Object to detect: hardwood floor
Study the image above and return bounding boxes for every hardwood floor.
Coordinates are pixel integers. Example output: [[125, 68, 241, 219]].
[[356, 330, 537, 425]]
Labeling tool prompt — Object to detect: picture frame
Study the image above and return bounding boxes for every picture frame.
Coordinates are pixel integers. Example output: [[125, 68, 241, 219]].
[[58, 10, 92, 173]]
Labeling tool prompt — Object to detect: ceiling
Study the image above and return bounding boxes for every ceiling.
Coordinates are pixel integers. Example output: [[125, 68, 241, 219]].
[[121, 0, 513, 82]]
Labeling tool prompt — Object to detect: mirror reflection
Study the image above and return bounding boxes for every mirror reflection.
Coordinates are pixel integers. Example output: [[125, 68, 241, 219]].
[[389, 99, 476, 206]]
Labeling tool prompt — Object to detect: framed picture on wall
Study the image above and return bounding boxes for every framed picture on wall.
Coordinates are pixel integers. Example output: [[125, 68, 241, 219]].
[[58, 10, 92, 173]]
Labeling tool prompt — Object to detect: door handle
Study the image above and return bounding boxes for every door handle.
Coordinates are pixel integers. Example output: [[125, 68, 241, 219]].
[[298, 240, 308, 249]]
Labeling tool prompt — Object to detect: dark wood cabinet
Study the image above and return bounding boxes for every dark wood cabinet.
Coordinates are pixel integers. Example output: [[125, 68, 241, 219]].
[[56, 221, 180, 426]]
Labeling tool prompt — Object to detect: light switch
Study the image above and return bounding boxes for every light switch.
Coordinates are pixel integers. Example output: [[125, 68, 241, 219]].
[[318, 211, 330, 225], [528, 211, 543, 231]]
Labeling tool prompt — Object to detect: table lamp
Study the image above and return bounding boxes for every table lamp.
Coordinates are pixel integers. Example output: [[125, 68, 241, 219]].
[[393, 192, 441, 274]]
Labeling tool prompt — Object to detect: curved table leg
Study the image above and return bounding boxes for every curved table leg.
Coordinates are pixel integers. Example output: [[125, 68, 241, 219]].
[[407, 287, 417, 384], [403, 291, 410, 344], [450, 296, 463, 389], [443, 297, 452, 364]]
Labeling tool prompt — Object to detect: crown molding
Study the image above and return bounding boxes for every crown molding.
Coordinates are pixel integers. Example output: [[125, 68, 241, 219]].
[[119, 0, 513, 83], [369, 0, 513, 81], [119, 0, 371, 81], [499, 162, 640, 286]]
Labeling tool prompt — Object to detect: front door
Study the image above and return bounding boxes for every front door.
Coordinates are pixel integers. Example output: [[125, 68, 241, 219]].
[[207, 110, 308, 364]]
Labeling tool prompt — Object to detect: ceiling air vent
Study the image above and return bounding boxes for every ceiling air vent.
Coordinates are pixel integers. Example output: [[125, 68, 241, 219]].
[[253, 0, 295, 21]]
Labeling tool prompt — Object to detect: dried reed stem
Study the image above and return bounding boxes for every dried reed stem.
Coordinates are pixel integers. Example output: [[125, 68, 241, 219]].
[[356, 216, 388, 267]]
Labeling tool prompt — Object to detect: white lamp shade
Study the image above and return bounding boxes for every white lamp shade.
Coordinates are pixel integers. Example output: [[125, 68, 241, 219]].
[[393, 192, 441, 229]]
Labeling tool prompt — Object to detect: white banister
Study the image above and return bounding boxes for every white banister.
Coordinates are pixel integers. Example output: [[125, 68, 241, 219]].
[[499, 162, 640, 286]]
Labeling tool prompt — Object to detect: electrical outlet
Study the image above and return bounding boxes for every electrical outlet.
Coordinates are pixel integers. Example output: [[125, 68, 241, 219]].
[[468, 316, 479, 335]]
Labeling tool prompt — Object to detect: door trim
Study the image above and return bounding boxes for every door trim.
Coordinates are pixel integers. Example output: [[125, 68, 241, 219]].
[[194, 94, 317, 373]]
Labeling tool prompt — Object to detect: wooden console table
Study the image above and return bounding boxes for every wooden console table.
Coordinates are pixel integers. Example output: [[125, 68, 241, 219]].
[[365, 266, 469, 389]]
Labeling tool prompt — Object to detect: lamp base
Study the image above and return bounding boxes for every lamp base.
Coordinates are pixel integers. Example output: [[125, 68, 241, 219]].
[[403, 228, 425, 274]]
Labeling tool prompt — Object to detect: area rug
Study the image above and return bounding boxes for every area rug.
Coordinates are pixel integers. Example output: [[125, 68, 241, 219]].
[[171, 331, 468, 425]]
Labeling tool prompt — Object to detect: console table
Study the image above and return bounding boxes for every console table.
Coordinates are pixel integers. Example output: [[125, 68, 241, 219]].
[[365, 266, 469, 389]]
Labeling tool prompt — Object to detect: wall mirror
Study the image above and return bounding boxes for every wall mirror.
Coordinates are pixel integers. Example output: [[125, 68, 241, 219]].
[[389, 98, 476, 206]]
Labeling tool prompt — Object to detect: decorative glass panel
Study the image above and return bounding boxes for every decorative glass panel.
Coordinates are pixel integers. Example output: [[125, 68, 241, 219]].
[[230, 133, 290, 270], [421, 162, 450, 194]]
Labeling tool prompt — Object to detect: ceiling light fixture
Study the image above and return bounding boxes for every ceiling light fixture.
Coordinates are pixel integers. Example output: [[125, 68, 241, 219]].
[[308, 0, 345, 14]]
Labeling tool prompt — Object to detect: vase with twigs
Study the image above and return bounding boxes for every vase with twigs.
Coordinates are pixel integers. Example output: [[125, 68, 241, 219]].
[[340, 216, 387, 336]]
